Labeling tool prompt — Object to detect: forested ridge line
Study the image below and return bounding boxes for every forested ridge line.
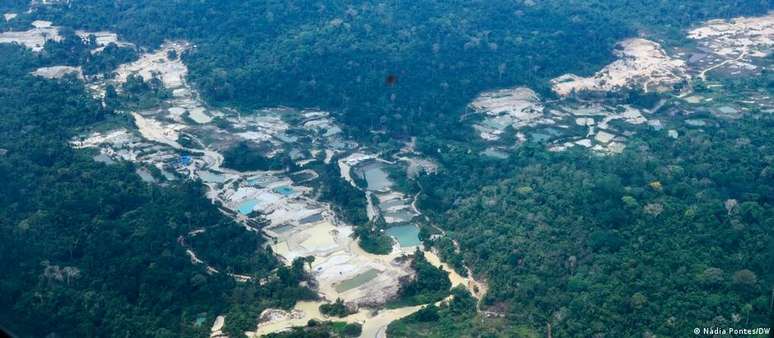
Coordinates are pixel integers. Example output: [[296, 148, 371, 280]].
[[0, 44, 314, 338]]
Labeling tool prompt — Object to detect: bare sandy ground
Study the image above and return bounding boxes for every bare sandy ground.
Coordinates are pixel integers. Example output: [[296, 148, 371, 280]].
[[0, 20, 61, 52], [688, 12, 774, 58], [210, 315, 226, 338], [67, 35, 490, 338], [688, 12, 773, 80], [248, 300, 427, 338], [114, 42, 189, 90], [471, 12, 773, 156], [551, 38, 686, 96], [469, 87, 545, 141], [132, 113, 184, 149], [32, 65, 83, 79], [75, 30, 134, 53]]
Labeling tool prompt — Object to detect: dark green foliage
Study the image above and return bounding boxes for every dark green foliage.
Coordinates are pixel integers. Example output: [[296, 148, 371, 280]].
[[341, 323, 362, 337], [587, 230, 625, 252], [314, 161, 368, 226], [390, 250, 451, 307], [40, 29, 90, 66], [0, 0, 26, 12], [2, 1, 772, 337], [412, 305, 440, 322], [447, 286, 477, 315], [178, 133, 204, 150], [265, 321, 360, 338], [188, 223, 275, 275], [83, 43, 139, 75], [0, 45, 310, 338], [40, 30, 138, 75], [623, 89, 663, 110], [223, 306, 258, 338], [388, 287, 530, 337], [277, 258, 313, 288], [267, 329, 332, 338], [429, 237, 467, 277], [385, 164, 417, 195], [312, 159, 386, 255], [319, 298, 352, 318], [353, 226, 393, 255], [119, 73, 170, 109], [34, 0, 767, 142], [417, 116, 774, 336], [222, 142, 290, 171]]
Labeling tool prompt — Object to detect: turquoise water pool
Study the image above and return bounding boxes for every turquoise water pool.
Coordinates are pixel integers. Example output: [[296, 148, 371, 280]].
[[385, 224, 421, 247], [237, 199, 258, 215], [274, 186, 294, 196]]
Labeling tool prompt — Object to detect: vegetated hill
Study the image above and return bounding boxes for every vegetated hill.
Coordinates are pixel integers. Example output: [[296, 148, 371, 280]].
[[0, 44, 314, 338], [412, 113, 774, 336], [2, 1, 772, 337], [32, 1, 768, 140]]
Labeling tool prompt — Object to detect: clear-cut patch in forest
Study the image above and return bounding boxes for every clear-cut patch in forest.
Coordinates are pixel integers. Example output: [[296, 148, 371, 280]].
[[75, 30, 134, 54], [32, 65, 83, 79], [470, 88, 651, 155], [0, 20, 61, 52], [686, 12, 773, 80], [551, 38, 687, 96], [64, 36, 472, 337], [470, 12, 774, 156], [469, 87, 546, 142]]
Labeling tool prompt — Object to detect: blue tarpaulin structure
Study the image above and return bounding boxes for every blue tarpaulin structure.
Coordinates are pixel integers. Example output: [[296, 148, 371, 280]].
[[179, 155, 192, 166]]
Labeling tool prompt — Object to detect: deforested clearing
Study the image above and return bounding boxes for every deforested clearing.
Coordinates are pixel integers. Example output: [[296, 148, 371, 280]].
[[0, 21, 61, 52], [688, 12, 774, 59], [113, 42, 189, 89], [32, 66, 83, 79], [551, 38, 686, 96], [688, 12, 773, 80], [75, 30, 135, 53], [469, 87, 545, 141]]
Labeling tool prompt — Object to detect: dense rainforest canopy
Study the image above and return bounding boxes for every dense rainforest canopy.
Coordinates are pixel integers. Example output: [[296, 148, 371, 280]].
[[4, 0, 767, 138], [415, 114, 774, 336], [0, 0, 772, 337], [0, 44, 315, 337]]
